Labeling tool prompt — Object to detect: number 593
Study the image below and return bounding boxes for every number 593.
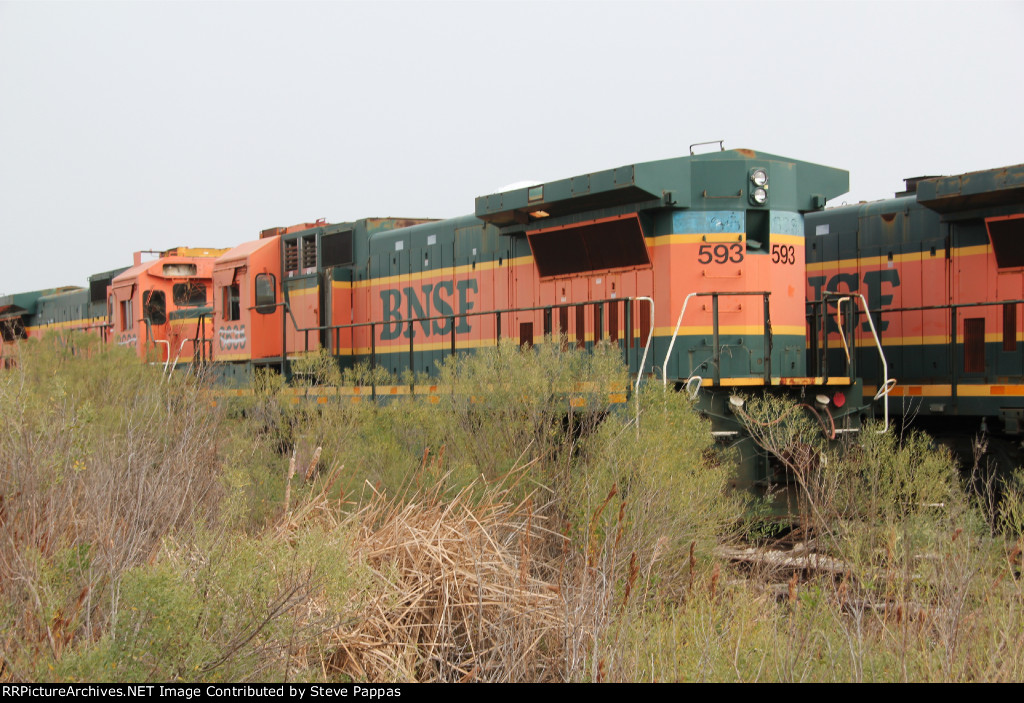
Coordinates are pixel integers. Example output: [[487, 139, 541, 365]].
[[697, 243, 743, 264], [771, 244, 796, 265]]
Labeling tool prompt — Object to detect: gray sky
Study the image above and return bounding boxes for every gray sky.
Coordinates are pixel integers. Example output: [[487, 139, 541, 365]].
[[1, 0, 1022, 294]]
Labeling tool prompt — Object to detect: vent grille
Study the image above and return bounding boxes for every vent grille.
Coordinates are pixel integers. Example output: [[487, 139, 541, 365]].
[[284, 240, 299, 274], [528, 215, 650, 278], [301, 235, 317, 269]]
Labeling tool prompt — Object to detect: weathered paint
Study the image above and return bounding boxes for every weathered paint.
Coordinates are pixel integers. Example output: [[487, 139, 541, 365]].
[[806, 161, 1024, 427]]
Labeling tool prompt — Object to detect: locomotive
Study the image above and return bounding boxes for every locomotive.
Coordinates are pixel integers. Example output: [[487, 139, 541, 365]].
[[806, 162, 1024, 463], [1, 146, 869, 489]]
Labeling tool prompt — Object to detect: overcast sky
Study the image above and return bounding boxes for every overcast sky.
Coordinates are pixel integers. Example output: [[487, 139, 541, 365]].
[[1, 0, 1021, 294]]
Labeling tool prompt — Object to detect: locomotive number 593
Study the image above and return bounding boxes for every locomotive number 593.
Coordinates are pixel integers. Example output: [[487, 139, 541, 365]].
[[697, 243, 743, 264]]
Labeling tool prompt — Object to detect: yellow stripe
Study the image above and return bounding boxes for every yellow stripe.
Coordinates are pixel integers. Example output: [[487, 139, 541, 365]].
[[700, 376, 852, 387], [807, 243, 992, 273], [286, 287, 318, 299], [172, 247, 230, 258], [169, 318, 210, 329], [772, 234, 806, 247], [955, 244, 993, 258], [26, 317, 108, 333], [959, 384, 1024, 397], [807, 253, 918, 273], [865, 383, 1024, 398], [649, 233, 745, 246]]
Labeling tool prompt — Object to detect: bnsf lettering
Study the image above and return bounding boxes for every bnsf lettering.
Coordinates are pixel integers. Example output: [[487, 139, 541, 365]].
[[809, 270, 900, 333], [380, 280, 478, 341]]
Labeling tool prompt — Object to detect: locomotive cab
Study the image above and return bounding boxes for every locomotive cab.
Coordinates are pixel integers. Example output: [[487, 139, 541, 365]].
[[210, 228, 287, 384], [111, 247, 227, 365]]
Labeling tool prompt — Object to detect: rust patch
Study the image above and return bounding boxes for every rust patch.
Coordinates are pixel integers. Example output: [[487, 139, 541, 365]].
[[736, 149, 757, 158]]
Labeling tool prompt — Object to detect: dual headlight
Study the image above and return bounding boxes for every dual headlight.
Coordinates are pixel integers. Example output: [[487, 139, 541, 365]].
[[749, 168, 768, 206]]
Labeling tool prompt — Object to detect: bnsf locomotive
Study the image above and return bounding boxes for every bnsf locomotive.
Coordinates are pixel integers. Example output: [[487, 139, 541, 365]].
[[2, 147, 877, 488], [806, 163, 1024, 462]]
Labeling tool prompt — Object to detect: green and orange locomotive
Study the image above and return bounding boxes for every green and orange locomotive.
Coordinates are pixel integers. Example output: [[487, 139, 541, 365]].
[[806, 162, 1024, 462], [1, 146, 897, 488]]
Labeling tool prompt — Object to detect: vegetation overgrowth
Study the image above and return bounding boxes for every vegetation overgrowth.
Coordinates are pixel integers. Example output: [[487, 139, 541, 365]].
[[1, 334, 1023, 682]]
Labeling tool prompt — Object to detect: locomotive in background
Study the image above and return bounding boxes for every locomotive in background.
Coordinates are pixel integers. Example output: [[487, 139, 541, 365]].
[[806, 163, 1024, 465]]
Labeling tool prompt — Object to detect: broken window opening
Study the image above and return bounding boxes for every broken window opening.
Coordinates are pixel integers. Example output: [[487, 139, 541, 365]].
[[173, 281, 207, 307], [224, 284, 241, 321], [143, 290, 167, 325]]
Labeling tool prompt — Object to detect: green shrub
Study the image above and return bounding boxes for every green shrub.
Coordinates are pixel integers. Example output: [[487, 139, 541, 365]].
[[0, 334, 223, 679]]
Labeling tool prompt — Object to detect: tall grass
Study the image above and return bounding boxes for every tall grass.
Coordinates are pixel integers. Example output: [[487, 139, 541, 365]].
[[0, 335, 223, 679], [2, 335, 1023, 682]]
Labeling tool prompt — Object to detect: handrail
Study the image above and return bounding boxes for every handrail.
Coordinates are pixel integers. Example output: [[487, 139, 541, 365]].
[[662, 291, 772, 388], [631, 297, 655, 431], [823, 291, 893, 433], [167, 339, 188, 381], [835, 297, 852, 364], [632, 297, 656, 397], [258, 295, 655, 398], [846, 297, 1024, 316], [662, 292, 698, 388], [152, 339, 170, 373]]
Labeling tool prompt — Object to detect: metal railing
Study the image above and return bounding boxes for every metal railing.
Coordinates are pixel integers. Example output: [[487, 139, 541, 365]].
[[271, 295, 656, 401], [662, 291, 773, 387], [810, 295, 1024, 420], [807, 291, 894, 432]]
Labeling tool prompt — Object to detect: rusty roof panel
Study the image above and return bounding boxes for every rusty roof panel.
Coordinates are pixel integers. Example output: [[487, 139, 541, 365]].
[[917, 163, 1024, 213]]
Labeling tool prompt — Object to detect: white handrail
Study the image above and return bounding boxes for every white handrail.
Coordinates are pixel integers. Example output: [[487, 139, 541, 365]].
[[165, 339, 189, 381], [825, 290, 893, 433], [835, 297, 852, 364], [631, 296, 655, 431], [661, 292, 698, 388], [684, 375, 702, 400]]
